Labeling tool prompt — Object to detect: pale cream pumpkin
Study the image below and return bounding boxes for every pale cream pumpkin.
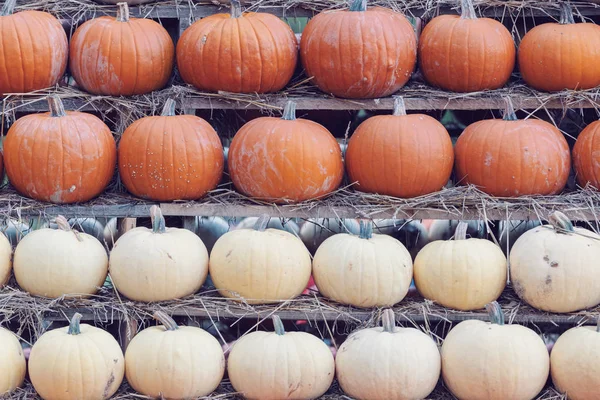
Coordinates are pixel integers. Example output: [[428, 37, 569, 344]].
[[312, 221, 413, 307], [109, 206, 209, 302], [0, 232, 11, 288], [414, 222, 507, 311], [0, 327, 25, 395], [209, 216, 311, 304], [336, 309, 440, 400], [14, 216, 108, 298], [551, 322, 600, 400], [125, 311, 225, 399], [442, 302, 549, 400], [29, 313, 125, 400], [510, 211, 600, 312], [228, 315, 335, 400]]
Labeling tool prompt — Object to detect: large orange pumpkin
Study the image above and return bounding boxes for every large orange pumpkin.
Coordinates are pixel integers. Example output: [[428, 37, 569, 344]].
[[4, 96, 116, 203], [454, 99, 570, 197], [177, 0, 297, 94], [0, 0, 68, 95], [346, 97, 454, 198], [573, 120, 600, 189], [518, 4, 600, 91], [300, 0, 416, 99], [119, 99, 224, 201], [228, 101, 344, 203], [70, 2, 174, 96], [418, 0, 515, 92]]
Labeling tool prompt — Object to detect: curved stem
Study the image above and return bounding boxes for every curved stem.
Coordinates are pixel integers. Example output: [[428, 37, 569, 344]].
[[273, 315, 285, 335], [230, 0, 242, 18], [253, 214, 270, 232], [150, 205, 166, 234], [381, 309, 396, 333], [392, 97, 407, 116], [56, 215, 83, 242], [161, 99, 176, 116], [48, 95, 66, 118], [68, 313, 82, 335], [460, 0, 477, 19], [560, 3, 575, 24], [548, 211, 574, 234], [281, 101, 297, 121], [485, 301, 505, 325], [350, 0, 367, 11], [1, 0, 16, 16], [502, 96, 517, 121], [116, 2, 130, 22], [454, 222, 469, 240], [359, 220, 373, 239], [153, 311, 179, 331]]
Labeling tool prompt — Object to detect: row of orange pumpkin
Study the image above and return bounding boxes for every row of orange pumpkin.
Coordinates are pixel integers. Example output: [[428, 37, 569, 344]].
[[2, 95, 599, 204], [1, 0, 598, 98]]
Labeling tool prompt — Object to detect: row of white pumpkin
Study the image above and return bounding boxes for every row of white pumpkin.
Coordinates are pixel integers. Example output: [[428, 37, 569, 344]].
[[1, 303, 597, 400]]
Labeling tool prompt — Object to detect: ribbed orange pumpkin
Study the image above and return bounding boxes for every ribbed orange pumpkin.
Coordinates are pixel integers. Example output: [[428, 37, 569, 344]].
[[228, 101, 344, 203], [70, 2, 174, 96], [519, 4, 600, 91], [4, 96, 116, 204], [119, 99, 224, 201], [346, 97, 454, 198], [573, 120, 600, 189], [177, 0, 297, 94], [300, 0, 416, 99], [454, 99, 570, 197], [418, 0, 515, 92], [0, 0, 68, 95]]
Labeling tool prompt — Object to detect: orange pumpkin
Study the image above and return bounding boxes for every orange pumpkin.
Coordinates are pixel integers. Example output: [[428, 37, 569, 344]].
[[177, 0, 297, 94], [418, 0, 515, 92], [454, 99, 570, 197], [228, 101, 344, 203], [119, 99, 224, 201], [518, 4, 600, 91], [346, 97, 454, 198], [300, 0, 416, 99], [0, 0, 68, 95], [70, 2, 174, 96], [4, 96, 116, 203], [573, 120, 600, 190]]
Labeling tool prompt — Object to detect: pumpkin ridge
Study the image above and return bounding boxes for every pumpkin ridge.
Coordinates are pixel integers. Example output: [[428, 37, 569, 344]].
[[19, 13, 37, 90], [8, 16, 25, 91]]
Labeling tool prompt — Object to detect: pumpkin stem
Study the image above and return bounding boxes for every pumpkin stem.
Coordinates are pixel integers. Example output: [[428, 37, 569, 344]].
[[381, 309, 396, 333], [359, 220, 373, 239], [116, 2, 130, 22], [502, 96, 517, 121], [349, 0, 367, 12], [454, 222, 469, 240], [153, 311, 179, 331], [392, 96, 407, 116], [230, 0, 242, 18], [55, 215, 84, 242], [0, 0, 16, 16], [281, 101, 297, 121], [161, 99, 177, 116], [150, 205, 166, 234], [485, 301, 505, 325], [559, 3, 575, 24], [273, 315, 285, 336], [67, 313, 83, 335], [48, 95, 67, 118], [460, 0, 477, 19], [548, 211, 575, 234], [253, 214, 270, 232]]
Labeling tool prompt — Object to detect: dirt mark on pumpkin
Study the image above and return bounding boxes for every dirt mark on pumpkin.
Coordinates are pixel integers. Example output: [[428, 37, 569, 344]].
[[545, 275, 552, 285], [103, 373, 115, 399], [513, 281, 526, 298]]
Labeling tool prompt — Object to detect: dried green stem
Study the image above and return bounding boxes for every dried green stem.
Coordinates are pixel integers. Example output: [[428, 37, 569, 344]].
[[116, 2, 130, 22], [153, 311, 179, 331], [161, 99, 176, 116], [254, 215, 270, 231], [282, 101, 297, 121], [454, 222, 469, 240], [560, 3, 575, 24], [548, 211, 574, 233], [68, 313, 82, 335], [460, 0, 477, 19], [485, 301, 505, 325], [230, 0, 242, 18], [350, 0, 367, 11], [392, 97, 407, 116], [359, 220, 373, 239], [1, 0, 16, 16], [381, 309, 396, 333], [150, 206, 166, 233], [273, 315, 285, 335], [48, 95, 66, 118], [502, 96, 517, 121]]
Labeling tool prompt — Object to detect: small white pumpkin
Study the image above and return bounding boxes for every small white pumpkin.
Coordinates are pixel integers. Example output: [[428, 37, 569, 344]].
[[0, 231, 11, 288], [109, 206, 209, 302], [336, 309, 440, 400], [510, 211, 600, 312], [209, 215, 311, 304], [14, 215, 108, 298], [125, 311, 225, 399], [228, 315, 335, 400], [0, 326, 25, 395], [442, 302, 549, 400], [312, 221, 413, 307]]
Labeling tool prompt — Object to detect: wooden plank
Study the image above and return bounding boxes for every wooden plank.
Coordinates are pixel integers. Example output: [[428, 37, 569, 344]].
[[17, 203, 153, 218]]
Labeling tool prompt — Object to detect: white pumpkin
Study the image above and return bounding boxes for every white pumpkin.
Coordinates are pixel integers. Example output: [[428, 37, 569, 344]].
[[125, 311, 225, 399], [209, 216, 311, 304], [0, 327, 25, 395], [0, 232, 11, 288], [510, 211, 600, 312], [228, 315, 335, 399], [414, 222, 507, 310], [442, 302, 549, 400], [312, 221, 413, 307], [336, 309, 440, 400], [109, 206, 209, 302], [14, 216, 108, 298]]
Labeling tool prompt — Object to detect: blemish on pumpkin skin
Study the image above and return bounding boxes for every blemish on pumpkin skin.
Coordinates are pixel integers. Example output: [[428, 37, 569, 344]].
[[545, 275, 552, 285]]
